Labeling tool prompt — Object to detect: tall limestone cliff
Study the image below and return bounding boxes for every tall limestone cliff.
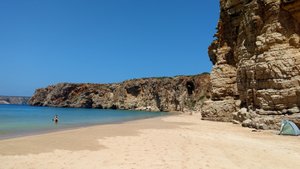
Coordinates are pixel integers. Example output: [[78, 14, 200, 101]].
[[202, 0, 300, 129], [29, 74, 211, 113]]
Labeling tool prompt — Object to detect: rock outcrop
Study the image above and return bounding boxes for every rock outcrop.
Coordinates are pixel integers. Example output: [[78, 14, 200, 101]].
[[0, 96, 30, 105], [202, 0, 300, 129], [29, 74, 211, 113]]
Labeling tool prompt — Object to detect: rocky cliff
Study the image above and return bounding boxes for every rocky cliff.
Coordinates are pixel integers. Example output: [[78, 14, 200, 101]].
[[29, 74, 211, 113], [0, 96, 30, 104], [202, 0, 300, 129]]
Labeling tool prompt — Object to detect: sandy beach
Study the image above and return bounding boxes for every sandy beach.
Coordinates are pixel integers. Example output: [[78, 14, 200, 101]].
[[0, 115, 300, 169]]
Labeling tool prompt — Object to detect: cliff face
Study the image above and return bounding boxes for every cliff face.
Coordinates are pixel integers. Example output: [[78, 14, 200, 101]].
[[202, 0, 300, 129], [0, 96, 30, 104], [29, 74, 211, 113]]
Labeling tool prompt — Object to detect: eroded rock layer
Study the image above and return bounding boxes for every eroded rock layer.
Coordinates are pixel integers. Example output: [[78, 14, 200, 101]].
[[29, 74, 211, 113], [0, 96, 30, 104], [202, 0, 300, 129]]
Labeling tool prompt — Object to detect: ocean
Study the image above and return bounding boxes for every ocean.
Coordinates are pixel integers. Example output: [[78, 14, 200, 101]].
[[0, 104, 168, 139]]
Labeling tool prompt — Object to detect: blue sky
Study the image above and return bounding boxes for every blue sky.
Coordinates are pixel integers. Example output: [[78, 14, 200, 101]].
[[0, 0, 219, 96]]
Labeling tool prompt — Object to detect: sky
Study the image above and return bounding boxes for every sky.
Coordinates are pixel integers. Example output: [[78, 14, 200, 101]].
[[0, 0, 219, 96]]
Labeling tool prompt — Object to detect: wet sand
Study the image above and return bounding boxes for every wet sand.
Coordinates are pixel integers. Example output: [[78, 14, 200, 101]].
[[0, 115, 300, 169]]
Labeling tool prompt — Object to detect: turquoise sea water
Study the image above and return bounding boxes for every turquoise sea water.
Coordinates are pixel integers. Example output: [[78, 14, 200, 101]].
[[0, 104, 167, 139]]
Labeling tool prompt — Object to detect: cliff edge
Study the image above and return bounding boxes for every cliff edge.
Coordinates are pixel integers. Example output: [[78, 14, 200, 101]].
[[29, 74, 211, 113], [0, 96, 30, 104], [202, 0, 300, 129]]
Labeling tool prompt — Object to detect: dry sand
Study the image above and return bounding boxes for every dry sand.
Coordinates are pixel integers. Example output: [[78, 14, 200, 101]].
[[0, 115, 300, 169]]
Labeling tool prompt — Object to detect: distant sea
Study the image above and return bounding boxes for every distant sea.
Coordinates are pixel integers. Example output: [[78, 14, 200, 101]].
[[0, 104, 168, 139]]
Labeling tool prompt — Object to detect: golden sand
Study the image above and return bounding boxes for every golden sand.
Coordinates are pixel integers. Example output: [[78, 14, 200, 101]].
[[0, 115, 300, 169]]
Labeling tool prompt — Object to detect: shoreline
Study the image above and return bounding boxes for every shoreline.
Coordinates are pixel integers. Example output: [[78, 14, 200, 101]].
[[1, 115, 300, 169], [0, 113, 173, 141], [0, 104, 172, 141]]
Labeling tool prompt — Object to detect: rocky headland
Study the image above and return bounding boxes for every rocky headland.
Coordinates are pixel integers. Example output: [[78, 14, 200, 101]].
[[29, 74, 211, 113], [0, 96, 30, 105], [202, 0, 300, 129]]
